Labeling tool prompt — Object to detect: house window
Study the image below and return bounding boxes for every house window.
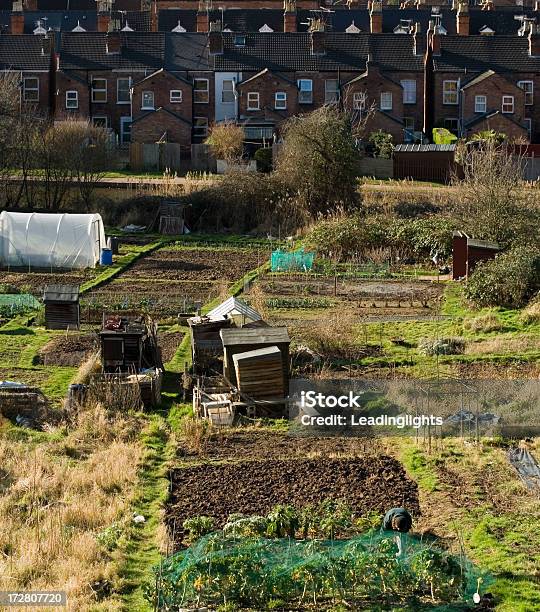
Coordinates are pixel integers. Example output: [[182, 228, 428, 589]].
[[247, 92, 260, 110], [193, 117, 208, 138], [475, 95, 487, 114], [234, 34, 246, 47], [380, 92, 392, 111], [194, 78, 209, 104], [275, 91, 287, 110], [404, 117, 415, 142], [23, 77, 39, 102], [524, 117, 532, 140], [324, 79, 339, 104], [170, 90, 182, 103], [353, 91, 366, 111], [518, 80, 533, 105], [91, 78, 107, 103], [444, 118, 459, 133], [91, 116, 108, 128], [65, 90, 78, 109], [298, 79, 313, 104], [142, 91, 154, 110], [443, 80, 459, 105], [222, 80, 235, 103], [117, 78, 131, 104], [244, 126, 274, 139], [401, 79, 416, 104], [502, 95, 514, 114]]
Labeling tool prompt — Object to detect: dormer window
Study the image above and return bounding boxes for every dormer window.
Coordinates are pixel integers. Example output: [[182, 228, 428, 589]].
[[234, 34, 246, 46], [479, 25, 495, 36]]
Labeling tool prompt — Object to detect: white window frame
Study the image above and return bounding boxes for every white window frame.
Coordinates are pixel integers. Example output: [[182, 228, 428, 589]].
[[474, 95, 487, 114], [91, 78, 107, 103], [170, 90, 183, 103], [443, 80, 459, 105], [91, 116, 108, 128], [141, 91, 154, 110], [502, 95, 514, 114], [380, 91, 392, 111], [116, 77, 131, 104], [247, 92, 260, 110], [324, 79, 339, 104], [353, 91, 366, 111], [298, 79, 313, 104], [221, 79, 235, 103], [193, 116, 208, 138], [401, 79, 416, 104], [65, 90, 79, 109], [274, 91, 287, 110], [404, 117, 415, 142], [194, 78, 209, 104], [518, 80, 533, 106], [524, 117, 532, 140], [23, 77, 39, 102]]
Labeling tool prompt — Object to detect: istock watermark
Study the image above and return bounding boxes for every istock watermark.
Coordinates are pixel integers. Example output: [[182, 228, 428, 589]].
[[288, 379, 540, 438]]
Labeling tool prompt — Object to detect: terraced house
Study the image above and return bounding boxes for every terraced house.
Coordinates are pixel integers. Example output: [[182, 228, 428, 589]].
[[3, 1, 540, 151]]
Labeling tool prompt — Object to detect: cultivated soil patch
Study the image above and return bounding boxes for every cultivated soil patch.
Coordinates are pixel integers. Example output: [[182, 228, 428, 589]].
[[122, 248, 266, 281], [159, 331, 184, 363], [1, 272, 94, 295], [167, 455, 420, 546], [38, 334, 97, 367]]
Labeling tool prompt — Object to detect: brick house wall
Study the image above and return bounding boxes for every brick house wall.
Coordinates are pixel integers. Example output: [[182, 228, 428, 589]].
[[131, 69, 193, 122], [237, 69, 299, 118], [464, 112, 528, 141], [20, 71, 51, 116], [131, 107, 192, 149]]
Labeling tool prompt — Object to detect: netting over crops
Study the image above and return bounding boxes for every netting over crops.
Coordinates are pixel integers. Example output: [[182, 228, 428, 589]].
[[0, 294, 40, 317], [150, 531, 489, 610], [271, 248, 315, 272]]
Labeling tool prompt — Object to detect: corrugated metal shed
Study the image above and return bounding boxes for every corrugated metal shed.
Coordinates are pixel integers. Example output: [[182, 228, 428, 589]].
[[207, 296, 262, 323], [394, 144, 456, 153]]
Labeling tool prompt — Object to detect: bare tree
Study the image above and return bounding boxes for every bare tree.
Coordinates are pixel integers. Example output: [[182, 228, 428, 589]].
[[205, 121, 245, 167], [454, 139, 536, 247]]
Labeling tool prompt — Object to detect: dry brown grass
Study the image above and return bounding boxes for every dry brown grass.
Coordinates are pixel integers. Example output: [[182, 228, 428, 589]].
[[463, 313, 503, 334], [465, 334, 540, 355], [519, 297, 540, 325], [0, 401, 143, 610]]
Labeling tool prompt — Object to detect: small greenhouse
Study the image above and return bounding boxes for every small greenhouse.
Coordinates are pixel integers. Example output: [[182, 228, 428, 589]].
[[0, 212, 106, 269]]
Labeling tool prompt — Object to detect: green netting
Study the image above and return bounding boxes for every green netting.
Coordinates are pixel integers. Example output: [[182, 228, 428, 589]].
[[0, 294, 40, 316], [150, 531, 490, 611], [271, 248, 315, 272]]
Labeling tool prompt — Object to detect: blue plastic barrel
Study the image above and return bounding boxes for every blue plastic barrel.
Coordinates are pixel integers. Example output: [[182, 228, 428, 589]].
[[100, 248, 113, 265]]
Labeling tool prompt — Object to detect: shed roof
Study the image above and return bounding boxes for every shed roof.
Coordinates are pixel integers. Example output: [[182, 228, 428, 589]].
[[232, 345, 282, 363], [43, 284, 79, 302], [394, 144, 456, 152], [220, 327, 290, 346], [207, 296, 262, 323]]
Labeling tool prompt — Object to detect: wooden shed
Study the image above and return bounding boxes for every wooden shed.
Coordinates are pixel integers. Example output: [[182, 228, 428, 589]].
[[233, 346, 285, 401], [393, 144, 460, 183], [220, 327, 290, 393], [100, 314, 161, 373], [452, 231, 501, 280], [43, 285, 80, 330], [188, 316, 232, 373]]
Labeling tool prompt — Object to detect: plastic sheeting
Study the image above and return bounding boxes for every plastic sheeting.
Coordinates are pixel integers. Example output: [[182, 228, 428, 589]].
[[0, 212, 106, 269], [508, 447, 540, 492]]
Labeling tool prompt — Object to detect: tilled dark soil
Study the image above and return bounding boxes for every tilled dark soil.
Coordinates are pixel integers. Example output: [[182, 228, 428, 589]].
[[38, 334, 97, 366], [167, 456, 420, 546], [122, 248, 266, 281], [158, 331, 184, 363]]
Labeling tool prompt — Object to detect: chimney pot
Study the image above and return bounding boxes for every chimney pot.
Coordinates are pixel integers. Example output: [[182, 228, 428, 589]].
[[457, 2, 470, 36], [283, 0, 297, 32]]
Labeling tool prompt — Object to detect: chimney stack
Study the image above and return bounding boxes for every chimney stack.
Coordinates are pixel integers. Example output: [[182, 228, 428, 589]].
[[310, 20, 325, 55], [413, 22, 425, 56], [456, 2, 469, 36], [529, 22, 540, 56], [209, 20, 223, 55], [10, 2, 24, 34], [106, 31, 121, 54], [24, 0, 38, 10], [428, 19, 441, 56], [370, 0, 382, 34], [98, 12, 111, 33], [196, 0, 209, 33], [283, 0, 297, 33]]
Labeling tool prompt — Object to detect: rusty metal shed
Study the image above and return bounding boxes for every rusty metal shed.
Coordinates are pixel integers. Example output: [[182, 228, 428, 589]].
[[452, 231, 501, 280], [43, 284, 80, 330]]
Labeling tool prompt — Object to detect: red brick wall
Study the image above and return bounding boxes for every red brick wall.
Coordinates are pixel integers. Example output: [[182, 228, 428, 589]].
[[238, 71, 299, 116], [132, 70, 193, 123], [131, 109, 192, 147]]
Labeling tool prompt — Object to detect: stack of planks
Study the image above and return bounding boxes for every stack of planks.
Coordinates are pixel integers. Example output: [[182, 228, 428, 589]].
[[233, 345, 285, 400]]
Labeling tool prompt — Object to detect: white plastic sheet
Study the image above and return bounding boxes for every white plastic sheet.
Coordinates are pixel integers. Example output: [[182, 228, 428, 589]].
[[0, 212, 106, 269]]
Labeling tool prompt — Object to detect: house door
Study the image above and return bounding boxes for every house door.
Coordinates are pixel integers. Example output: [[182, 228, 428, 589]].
[[120, 117, 132, 144]]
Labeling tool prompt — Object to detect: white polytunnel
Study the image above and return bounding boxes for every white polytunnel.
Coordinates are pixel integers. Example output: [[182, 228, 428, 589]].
[[0, 212, 106, 269]]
